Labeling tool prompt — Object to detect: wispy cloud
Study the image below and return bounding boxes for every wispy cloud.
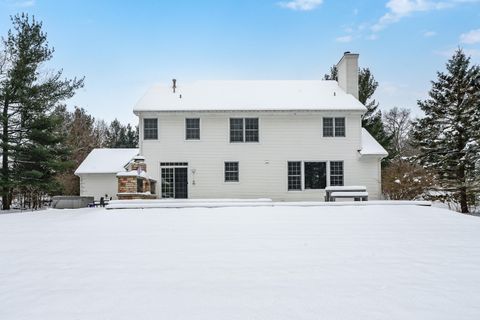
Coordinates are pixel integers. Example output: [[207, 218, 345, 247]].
[[335, 35, 353, 43], [423, 30, 437, 37], [278, 0, 323, 11], [460, 28, 480, 44], [372, 0, 479, 32], [4, 0, 36, 7]]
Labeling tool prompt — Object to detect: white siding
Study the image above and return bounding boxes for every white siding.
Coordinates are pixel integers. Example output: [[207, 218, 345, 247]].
[[79, 173, 118, 200], [139, 111, 383, 201]]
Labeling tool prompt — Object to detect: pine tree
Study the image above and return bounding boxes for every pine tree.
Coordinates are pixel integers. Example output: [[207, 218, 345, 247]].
[[323, 65, 392, 155], [0, 14, 83, 209], [105, 119, 138, 148], [412, 49, 480, 213], [14, 112, 73, 207]]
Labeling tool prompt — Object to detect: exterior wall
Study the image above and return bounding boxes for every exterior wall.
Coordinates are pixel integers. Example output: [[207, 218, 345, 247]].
[[79, 173, 118, 200], [138, 111, 383, 201]]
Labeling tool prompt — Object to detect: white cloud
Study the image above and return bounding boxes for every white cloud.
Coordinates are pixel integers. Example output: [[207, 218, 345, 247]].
[[5, 0, 35, 7], [335, 35, 353, 43], [372, 0, 479, 32], [367, 34, 379, 40], [460, 28, 480, 44], [423, 30, 437, 37], [278, 0, 323, 11]]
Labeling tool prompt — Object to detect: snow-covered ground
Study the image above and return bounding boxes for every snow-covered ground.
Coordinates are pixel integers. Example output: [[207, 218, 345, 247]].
[[1, 205, 479, 319]]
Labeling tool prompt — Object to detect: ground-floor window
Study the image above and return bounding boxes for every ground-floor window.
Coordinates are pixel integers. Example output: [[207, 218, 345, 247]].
[[288, 161, 344, 191], [288, 161, 302, 190], [224, 162, 239, 182], [330, 161, 344, 186]]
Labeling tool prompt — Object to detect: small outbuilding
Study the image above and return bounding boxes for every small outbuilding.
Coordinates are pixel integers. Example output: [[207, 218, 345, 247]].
[[74, 148, 139, 201]]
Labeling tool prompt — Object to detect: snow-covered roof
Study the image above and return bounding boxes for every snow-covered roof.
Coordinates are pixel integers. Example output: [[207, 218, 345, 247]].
[[74, 148, 139, 175], [360, 128, 388, 157], [134, 80, 367, 112], [116, 170, 157, 181]]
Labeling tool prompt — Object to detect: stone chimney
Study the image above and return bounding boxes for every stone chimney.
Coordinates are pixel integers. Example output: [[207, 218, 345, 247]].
[[129, 155, 147, 172], [336, 52, 359, 100]]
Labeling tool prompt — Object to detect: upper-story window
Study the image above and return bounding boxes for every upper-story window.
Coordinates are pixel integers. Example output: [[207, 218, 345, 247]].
[[323, 117, 345, 137], [144, 118, 158, 140], [230, 118, 259, 143], [185, 118, 200, 140]]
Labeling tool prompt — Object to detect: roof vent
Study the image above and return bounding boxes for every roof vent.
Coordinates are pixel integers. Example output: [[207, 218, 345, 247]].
[[172, 79, 177, 93]]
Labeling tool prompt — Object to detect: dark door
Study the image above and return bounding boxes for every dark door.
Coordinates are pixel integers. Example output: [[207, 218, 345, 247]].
[[174, 168, 188, 199]]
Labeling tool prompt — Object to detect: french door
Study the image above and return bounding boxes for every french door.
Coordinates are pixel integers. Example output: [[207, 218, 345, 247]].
[[161, 163, 188, 199]]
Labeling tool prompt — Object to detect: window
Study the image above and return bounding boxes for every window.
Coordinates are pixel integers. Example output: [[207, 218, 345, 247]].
[[334, 118, 345, 137], [230, 118, 244, 142], [304, 162, 327, 189], [225, 162, 239, 182], [185, 118, 200, 140], [330, 161, 344, 186], [323, 117, 345, 137], [288, 162, 302, 190], [144, 118, 158, 140], [323, 118, 334, 137], [230, 118, 259, 142], [245, 118, 259, 142]]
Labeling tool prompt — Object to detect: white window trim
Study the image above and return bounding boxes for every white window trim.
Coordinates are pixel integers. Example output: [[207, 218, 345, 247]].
[[224, 161, 240, 183], [228, 117, 260, 143], [286, 160, 345, 192], [322, 117, 346, 138], [185, 117, 201, 141]]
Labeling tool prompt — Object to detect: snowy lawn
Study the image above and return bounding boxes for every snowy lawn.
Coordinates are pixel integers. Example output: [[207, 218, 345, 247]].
[[1, 205, 480, 319]]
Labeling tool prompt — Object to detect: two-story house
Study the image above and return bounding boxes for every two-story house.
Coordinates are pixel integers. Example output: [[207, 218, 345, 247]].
[[133, 52, 387, 201]]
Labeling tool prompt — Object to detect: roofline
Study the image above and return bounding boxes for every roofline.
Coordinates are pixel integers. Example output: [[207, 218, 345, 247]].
[[133, 109, 366, 115]]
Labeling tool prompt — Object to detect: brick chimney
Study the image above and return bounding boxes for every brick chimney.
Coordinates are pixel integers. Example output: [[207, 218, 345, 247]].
[[336, 52, 359, 100]]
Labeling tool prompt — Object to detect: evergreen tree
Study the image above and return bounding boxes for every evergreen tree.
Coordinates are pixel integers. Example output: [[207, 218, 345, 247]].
[[14, 112, 73, 207], [105, 119, 138, 148], [0, 14, 83, 209], [412, 49, 480, 213], [323, 65, 391, 154]]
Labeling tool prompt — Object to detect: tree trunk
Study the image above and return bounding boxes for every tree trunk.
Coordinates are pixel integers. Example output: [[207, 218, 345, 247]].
[[1, 100, 10, 210], [458, 165, 469, 214]]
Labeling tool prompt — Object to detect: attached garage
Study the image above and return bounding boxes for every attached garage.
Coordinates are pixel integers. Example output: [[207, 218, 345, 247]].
[[74, 148, 139, 201]]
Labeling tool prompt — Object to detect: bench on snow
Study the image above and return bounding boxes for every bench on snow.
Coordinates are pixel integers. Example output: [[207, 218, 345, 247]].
[[325, 186, 368, 202]]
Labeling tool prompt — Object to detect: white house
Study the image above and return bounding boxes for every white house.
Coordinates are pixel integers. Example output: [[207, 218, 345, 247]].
[[133, 52, 388, 201], [74, 148, 139, 200]]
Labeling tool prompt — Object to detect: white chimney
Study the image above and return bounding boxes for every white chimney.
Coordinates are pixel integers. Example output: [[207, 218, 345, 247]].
[[336, 51, 359, 100]]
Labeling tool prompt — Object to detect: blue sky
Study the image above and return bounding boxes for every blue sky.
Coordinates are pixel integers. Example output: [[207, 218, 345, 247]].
[[1, 0, 479, 124]]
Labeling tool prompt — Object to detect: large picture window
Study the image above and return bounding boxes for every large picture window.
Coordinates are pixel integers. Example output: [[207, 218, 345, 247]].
[[330, 161, 344, 186], [185, 118, 200, 140], [304, 162, 327, 189], [288, 162, 302, 190], [144, 118, 158, 140], [224, 162, 239, 182], [323, 117, 345, 137], [230, 118, 258, 142]]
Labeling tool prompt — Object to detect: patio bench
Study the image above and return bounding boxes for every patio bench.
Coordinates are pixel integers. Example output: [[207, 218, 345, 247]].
[[325, 186, 368, 202], [329, 191, 368, 202]]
